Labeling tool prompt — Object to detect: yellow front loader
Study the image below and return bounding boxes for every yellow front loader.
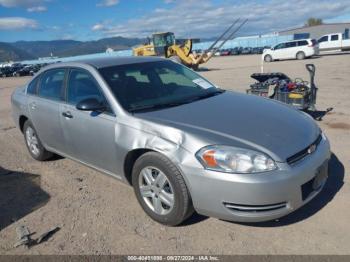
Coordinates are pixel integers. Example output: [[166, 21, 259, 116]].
[[133, 19, 247, 70]]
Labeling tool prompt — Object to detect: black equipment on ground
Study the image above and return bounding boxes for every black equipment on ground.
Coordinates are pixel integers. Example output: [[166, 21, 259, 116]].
[[247, 64, 317, 111]]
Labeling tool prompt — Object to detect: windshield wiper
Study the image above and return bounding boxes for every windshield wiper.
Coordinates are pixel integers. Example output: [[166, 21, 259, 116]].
[[129, 101, 187, 113], [129, 89, 225, 113], [185, 89, 225, 103]]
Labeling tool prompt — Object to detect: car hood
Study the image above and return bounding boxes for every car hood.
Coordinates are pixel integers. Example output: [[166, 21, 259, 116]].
[[135, 91, 320, 162]]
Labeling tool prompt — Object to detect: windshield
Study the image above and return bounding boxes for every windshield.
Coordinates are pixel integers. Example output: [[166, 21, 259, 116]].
[[99, 60, 223, 113], [153, 33, 174, 47]]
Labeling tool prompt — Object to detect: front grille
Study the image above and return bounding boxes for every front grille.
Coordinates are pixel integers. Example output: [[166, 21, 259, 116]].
[[287, 134, 322, 165], [223, 202, 287, 213]]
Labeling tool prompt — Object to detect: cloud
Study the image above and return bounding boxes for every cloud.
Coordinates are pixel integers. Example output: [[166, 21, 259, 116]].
[[61, 33, 74, 40], [0, 0, 48, 12], [91, 23, 105, 31], [98, 0, 350, 38], [0, 17, 38, 30], [96, 0, 119, 7], [27, 5, 47, 12], [50, 25, 60, 30], [0, 0, 46, 7]]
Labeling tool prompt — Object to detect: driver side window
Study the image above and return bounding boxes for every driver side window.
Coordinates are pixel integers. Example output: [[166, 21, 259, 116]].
[[67, 69, 112, 114], [318, 36, 328, 43], [274, 43, 285, 50]]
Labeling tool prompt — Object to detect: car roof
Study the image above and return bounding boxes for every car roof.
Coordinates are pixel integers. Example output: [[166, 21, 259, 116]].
[[44, 56, 166, 70], [285, 38, 312, 43], [274, 39, 313, 46]]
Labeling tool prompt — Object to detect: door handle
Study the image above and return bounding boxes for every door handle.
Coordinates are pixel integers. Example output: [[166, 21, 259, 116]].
[[62, 111, 73, 119]]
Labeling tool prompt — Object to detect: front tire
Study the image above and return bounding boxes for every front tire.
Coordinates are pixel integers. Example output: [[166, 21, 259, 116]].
[[132, 152, 193, 226], [23, 120, 53, 161], [264, 54, 273, 62]]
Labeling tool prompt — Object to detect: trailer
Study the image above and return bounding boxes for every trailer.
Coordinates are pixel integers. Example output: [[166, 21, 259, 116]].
[[247, 64, 318, 111]]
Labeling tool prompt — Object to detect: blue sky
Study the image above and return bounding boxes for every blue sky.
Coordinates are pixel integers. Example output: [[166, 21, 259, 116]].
[[0, 0, 349, 42]]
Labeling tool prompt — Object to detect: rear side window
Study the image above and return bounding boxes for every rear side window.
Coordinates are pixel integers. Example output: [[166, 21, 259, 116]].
[[27, 77, 39, 95], [285, 42, 297, 48], [331, 35, 339, 41], [38, 69, 65, 101], [297, 40, 308, 46]]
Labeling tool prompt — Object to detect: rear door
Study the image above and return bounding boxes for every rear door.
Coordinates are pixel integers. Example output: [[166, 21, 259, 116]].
[[296, 40, 310, 56], [27, 68, 66, 152], [59, 68, 118, 174]]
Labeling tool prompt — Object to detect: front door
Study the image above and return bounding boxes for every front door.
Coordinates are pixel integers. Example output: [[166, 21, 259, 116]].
[[272, 43, 286, 60], [60, 68, 118, 174], [318, 35, 330, 50]]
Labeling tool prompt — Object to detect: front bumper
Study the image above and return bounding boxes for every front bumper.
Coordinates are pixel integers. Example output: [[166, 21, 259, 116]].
[[181, 135, 331, 222]]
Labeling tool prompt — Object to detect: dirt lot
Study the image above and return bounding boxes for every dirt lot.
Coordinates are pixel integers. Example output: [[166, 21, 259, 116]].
[[0, 54, 349, 255]]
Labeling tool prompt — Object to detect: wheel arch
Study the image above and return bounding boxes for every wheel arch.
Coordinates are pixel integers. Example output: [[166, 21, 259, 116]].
[[123, 148, 155, 185], [19, 115, 29, 133], [122, 147, 191, 190], [264, 54, 273, 62]]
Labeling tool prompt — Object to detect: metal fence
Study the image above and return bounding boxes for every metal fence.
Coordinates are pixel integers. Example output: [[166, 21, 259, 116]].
[[20, 34, 294, 65], [21, 49, 133, 65], [193, 34, 293, 50]]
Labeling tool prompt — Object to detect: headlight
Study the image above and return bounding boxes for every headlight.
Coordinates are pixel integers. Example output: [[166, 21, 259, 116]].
[[196, 145, 277, 173]]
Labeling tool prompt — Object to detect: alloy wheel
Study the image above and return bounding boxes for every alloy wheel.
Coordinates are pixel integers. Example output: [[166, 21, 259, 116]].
[[25, 126, 40, 156], [138, 166, 175, 215]]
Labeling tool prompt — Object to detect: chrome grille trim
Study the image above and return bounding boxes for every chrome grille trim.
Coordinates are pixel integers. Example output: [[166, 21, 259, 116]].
[[287, 134, 322, 165]]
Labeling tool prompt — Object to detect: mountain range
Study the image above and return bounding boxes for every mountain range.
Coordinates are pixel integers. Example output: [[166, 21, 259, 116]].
[[0, 37, 145, 63]]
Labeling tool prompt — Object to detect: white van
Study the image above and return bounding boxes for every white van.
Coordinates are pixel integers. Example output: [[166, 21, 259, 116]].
[[263, 39, 318, 62]]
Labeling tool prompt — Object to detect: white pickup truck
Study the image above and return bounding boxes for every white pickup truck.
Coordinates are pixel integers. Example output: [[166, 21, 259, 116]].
[[317, 33, 350, 52]]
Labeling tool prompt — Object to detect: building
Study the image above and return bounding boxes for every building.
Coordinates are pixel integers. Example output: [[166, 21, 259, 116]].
[[279, 23, 350, 40]]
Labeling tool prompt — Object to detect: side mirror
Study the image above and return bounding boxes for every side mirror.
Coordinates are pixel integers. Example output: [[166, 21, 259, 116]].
[[76, 98, 106, 112]]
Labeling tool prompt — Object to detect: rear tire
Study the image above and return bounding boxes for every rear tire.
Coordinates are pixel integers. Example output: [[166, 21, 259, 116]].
[[23, 120, 53, 161], [264, 54, 273, 62], [296, 51, 305, 60], [132, 152, 194, 226]]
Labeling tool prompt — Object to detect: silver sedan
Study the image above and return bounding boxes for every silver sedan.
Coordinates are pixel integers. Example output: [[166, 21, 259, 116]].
[[11, 57, 331, 226]]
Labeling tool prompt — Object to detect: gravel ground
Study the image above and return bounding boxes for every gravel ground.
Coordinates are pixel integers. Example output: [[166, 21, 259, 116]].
[[0, 54, 349, 255]]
